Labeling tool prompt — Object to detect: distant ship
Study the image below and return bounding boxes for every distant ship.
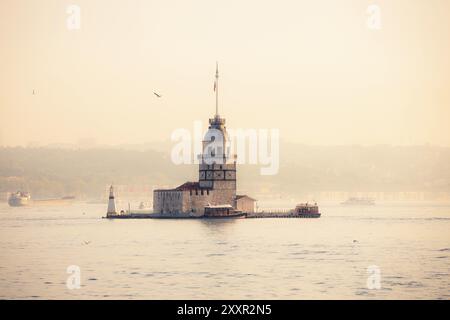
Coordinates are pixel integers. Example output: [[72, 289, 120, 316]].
[[7, 191, 75, 207], [8, 191, 31, 207], [341, 197, 375, 206]]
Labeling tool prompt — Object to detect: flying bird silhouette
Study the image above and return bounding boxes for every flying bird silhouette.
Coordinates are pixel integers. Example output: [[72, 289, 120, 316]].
[[153, 92, 162, 98]]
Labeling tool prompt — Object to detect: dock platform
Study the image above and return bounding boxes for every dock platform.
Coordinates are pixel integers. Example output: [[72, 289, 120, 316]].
[[104, 210, 321, 219]]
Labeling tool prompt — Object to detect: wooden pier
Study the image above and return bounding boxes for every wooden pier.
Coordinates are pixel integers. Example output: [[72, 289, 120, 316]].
[[247, 209, 321, 219]]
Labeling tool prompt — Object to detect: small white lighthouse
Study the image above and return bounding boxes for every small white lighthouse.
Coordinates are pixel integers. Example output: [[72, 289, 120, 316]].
[[107, 185, 117, 217]]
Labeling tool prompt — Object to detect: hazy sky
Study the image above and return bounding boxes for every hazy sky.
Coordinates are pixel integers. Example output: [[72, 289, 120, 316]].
[[1, 0, 449, 147]]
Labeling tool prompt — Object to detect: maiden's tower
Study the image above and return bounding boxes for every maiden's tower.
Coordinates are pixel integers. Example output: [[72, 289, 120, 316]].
[[152, 64, 254, 217]]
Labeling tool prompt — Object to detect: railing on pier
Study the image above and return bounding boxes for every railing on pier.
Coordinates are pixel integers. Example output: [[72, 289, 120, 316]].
[[248, 208, 293, 218]]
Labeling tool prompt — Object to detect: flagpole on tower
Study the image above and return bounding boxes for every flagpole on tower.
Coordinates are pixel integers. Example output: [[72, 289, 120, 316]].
[[215, 62, 219, 117]]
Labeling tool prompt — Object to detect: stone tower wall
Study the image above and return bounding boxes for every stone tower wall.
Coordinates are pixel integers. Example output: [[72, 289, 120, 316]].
[[153, 190, 184, 213]]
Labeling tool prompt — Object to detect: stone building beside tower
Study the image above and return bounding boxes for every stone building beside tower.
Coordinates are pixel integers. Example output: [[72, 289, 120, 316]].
[[153, 65, 256, 216]]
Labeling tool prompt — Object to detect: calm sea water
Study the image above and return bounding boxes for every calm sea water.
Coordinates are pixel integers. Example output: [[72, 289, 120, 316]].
[[0, 201, 449, 299]]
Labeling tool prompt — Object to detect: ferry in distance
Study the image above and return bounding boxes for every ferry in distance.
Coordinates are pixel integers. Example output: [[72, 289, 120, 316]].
[[7, 191, 75, 207], [8, 191, 31, 207]]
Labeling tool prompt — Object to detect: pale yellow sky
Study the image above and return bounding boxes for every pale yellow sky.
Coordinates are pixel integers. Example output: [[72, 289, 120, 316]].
[[0, 0, 449, 147]]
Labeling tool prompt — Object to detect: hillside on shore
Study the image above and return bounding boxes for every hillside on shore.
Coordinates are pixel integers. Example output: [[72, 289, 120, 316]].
[[1, 144, 449, 201]]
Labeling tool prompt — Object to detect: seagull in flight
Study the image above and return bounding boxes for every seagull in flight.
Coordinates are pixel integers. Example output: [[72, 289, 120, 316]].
[[153, 92, 162, 98]]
